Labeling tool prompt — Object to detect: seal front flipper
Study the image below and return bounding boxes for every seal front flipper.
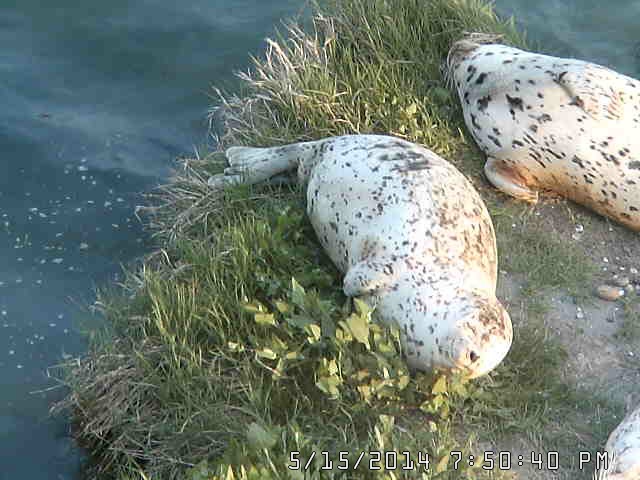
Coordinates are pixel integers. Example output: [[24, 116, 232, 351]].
[[553, 64, 626, 120], [343, 260, 399, 297], [484, 156, 539, 203]]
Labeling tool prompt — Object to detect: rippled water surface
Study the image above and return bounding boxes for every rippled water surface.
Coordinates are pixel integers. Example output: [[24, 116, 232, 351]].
[[0, 1, 301, 478], [0, 1, 637, 478]]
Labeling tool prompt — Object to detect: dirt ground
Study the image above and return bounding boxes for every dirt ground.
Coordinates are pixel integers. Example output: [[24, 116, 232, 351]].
[[488, 195, 640, 479]]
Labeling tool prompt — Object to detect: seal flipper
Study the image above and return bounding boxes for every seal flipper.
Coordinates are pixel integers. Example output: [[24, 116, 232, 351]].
[[343, 260, 398, 297], [554, 64, 626, 120], [484, 156, 539, 203]]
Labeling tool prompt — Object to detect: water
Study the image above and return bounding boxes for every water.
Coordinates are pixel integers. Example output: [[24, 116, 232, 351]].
[[0, 1, 301, 478], [0, 1, 637, 479], [494, 0, 640, 77]]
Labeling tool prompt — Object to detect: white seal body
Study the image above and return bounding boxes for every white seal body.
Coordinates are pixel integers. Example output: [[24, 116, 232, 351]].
[[211, 134, 513, 378], [447, 38, 640, 231], [597, 404, 640, 480]]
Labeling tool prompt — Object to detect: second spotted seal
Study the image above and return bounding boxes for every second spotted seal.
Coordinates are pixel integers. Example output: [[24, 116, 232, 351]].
[[446, 35, 640, 231], [208, 134, 512, 378]]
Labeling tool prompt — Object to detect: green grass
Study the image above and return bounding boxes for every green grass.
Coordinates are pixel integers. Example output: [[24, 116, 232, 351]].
[[490, 202, 596, 299], [54, 0, 621, 479]]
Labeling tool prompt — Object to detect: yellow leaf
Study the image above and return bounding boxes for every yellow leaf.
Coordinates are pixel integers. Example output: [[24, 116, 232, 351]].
[[224, 464, 235, 480], [344, 313, 370, 348], [353, 297, 372, 317], [285, 351, 302, 360], [305, 323, 321, 342], [227, 342, 244, 352], [257, 348, 277, 360], [432, 375, 447, 394], [254, 313, 275, 326], [435, 455, 449, 473], [275, 301, 290, 313], [405, 103, 418, 115]]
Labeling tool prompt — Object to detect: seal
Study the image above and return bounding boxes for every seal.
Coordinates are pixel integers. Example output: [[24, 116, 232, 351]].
[[596, 403, 640, 479], [445, 34, 640, 231], [208, 134, 512, 378]]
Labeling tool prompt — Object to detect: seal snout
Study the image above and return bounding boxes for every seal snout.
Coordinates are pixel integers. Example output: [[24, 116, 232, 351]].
[[454, 300, 513, 379]]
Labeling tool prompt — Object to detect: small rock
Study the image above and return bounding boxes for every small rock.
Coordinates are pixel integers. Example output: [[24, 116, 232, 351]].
[[630, 267, 639, 275], [613, 276, 630, 287], [576, 307, 585, 320], [575, 224, 584, 233], [596, 285, 625, 301]]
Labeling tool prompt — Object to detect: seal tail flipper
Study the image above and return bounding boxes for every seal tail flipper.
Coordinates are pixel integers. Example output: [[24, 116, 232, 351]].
[[484, 156, 539, 203], [208, 139, 329, 189]]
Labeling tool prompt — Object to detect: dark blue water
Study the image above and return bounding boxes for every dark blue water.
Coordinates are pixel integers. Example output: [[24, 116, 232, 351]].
[[494, 0, 640, 77], [0, 1, 301, 478], [0, 1, 637, 478]]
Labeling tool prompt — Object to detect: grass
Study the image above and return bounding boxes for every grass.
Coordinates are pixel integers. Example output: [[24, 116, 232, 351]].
[[54, 0, 623, 479]]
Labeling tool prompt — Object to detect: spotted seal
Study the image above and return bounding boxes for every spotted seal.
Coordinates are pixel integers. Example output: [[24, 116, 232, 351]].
[[446, 34, 640, 231], [208, 134, 512, 378], [596, 403, 640, 479]]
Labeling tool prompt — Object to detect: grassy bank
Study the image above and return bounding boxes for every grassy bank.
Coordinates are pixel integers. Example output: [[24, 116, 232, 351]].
[[55, 1, 624, 479]]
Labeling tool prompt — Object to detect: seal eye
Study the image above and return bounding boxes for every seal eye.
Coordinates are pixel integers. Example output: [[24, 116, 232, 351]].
[[469, 351, 480, 363]]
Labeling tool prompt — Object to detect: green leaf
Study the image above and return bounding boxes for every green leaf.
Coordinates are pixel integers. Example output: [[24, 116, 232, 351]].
[[316, 375, 341, 397], [254, 313, 276, 326], [397, 374, 410, 390], [353, 297, 372, 317], [290, 277, 306, 307], [288, 314, 314, 329], [242, 301, 264, 314], [246, 422, 278, 450], [274, 301, 290, 314], [344, 313, 370, 348]]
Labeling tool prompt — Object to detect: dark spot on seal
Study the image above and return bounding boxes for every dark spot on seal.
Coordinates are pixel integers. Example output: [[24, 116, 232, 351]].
[[469, 351, 479, 362], [487, 135, 502, 147], [505, 94, 524, 112], [477, 95, 491, 112], [475, 72, 487, 85], [629, 161, 640, 170], [470, 113, 481, 130], [571, 155, 586, 169]]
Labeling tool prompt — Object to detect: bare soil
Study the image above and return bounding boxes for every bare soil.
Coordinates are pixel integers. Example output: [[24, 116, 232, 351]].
[[490, 193, 640, 479]]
